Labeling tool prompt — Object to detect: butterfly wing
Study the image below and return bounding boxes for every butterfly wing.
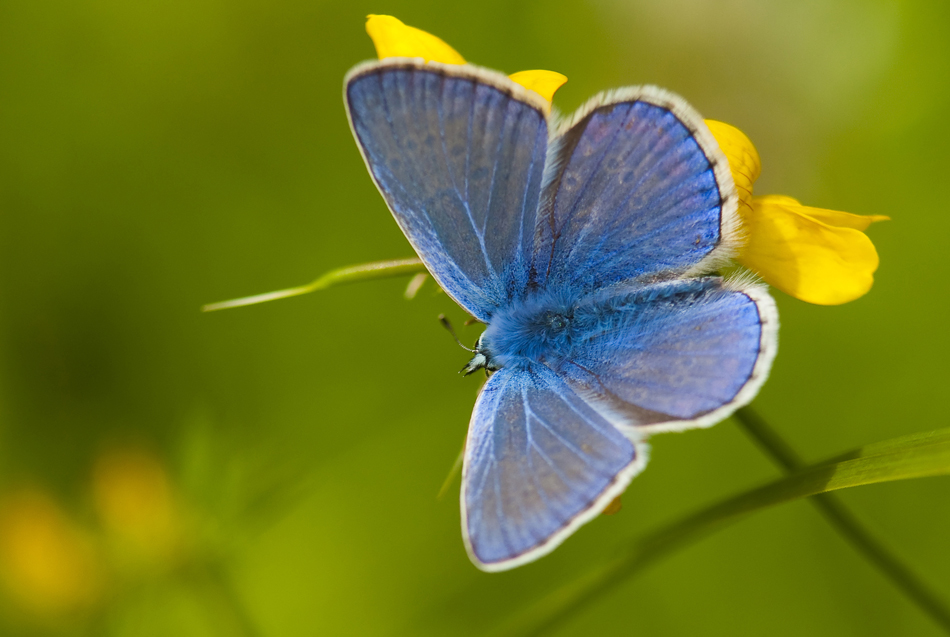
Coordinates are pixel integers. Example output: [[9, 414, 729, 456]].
[[462, 363, 647, 571], [532, 87, 738, 296], [547, 278, 777, 435], [345, 60, 551, 321]]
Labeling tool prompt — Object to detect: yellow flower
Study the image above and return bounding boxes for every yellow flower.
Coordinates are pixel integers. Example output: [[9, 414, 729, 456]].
[[0, 489, 103, 616], [707, 120, 888, 305], [92, 447, 183, 574], [364, 15, 567, 105]]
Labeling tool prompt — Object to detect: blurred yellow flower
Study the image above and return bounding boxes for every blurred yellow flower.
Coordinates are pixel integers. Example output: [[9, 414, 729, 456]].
[[364, 15, 567, 105], [0, 489, 102, 616], [706, 120, 888, 305], [92, 447, 183, 573]]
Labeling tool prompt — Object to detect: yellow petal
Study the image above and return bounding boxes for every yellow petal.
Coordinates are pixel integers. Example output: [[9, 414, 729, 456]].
[[758, 194, 800, 206], [755, 196, 889, 231], [705, 120, 760, 218], [508, 70, 568, 103], [365, 15, 466, 65], [744, 195, 890, 231], [739, 197, 882, 305]]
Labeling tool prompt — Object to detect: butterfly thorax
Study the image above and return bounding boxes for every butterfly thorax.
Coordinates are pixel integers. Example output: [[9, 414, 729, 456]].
[[462, 292, 584, 375]]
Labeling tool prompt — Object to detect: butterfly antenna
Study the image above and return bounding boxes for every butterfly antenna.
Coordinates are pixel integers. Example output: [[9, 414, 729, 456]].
[[438, 314, 475, 352]]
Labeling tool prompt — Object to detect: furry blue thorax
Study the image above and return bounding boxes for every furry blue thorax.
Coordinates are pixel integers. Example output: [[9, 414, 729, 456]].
[[473, 278, 720, 372]]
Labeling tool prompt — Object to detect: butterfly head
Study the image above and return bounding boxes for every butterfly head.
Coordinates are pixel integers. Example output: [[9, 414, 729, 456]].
[[461, 333, 501, 376]]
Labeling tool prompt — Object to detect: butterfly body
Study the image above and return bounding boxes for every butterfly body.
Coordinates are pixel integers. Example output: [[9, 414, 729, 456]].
[[344, 59, 778, 571], [469, 287, 579, 371]]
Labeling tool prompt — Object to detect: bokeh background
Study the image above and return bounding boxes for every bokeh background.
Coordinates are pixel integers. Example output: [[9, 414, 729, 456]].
[[1, 0, 948, 635]]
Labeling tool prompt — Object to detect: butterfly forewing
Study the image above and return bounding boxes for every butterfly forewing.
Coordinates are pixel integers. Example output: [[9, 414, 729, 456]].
[[532, 87, 739, 296], [345, 60, 550, 321]]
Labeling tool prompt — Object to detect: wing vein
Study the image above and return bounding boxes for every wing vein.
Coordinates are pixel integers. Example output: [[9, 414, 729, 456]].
[[550, 114, 625, 256], [435, 74, 495, 278], [522, 391, 590, 463], [481, 99, 509, 237]]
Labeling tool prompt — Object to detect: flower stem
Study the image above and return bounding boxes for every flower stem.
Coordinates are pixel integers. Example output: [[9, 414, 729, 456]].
[[733, 406, 950, 633], [197, 559, 262, 637]]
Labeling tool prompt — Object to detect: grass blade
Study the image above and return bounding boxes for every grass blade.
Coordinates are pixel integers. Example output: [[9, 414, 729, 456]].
[[734, 407, 950, 632]]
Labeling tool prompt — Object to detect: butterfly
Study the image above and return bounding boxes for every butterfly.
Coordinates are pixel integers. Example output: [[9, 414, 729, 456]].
[[344, 59, 778, 571]]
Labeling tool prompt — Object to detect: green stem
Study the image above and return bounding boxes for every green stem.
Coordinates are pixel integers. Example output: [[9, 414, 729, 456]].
[[202, 258, 426, 312], [196, 559, 262, 637], [733, 406, 950, 634], [437, 440, 465, 501]]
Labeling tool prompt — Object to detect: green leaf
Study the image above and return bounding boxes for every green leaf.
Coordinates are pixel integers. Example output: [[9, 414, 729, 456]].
[[202, 258, 426, 312], [494, 427, 950, 637]]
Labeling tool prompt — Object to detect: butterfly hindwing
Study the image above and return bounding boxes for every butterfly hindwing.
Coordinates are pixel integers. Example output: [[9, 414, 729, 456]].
[[548, 278, 777, 434], [345, 60, 550, 321], [462, 364, 647, 571], [532, 87, 738, 296]]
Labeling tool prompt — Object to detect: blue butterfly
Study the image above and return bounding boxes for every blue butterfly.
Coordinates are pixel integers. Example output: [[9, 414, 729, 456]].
[[345, 59, 778, 571]]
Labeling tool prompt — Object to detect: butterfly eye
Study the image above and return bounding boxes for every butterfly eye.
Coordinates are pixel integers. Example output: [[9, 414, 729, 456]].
[[546, 313, 569, 331]]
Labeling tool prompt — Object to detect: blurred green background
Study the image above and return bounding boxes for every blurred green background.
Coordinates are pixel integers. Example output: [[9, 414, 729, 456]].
[[1, 0, 948, 635]]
